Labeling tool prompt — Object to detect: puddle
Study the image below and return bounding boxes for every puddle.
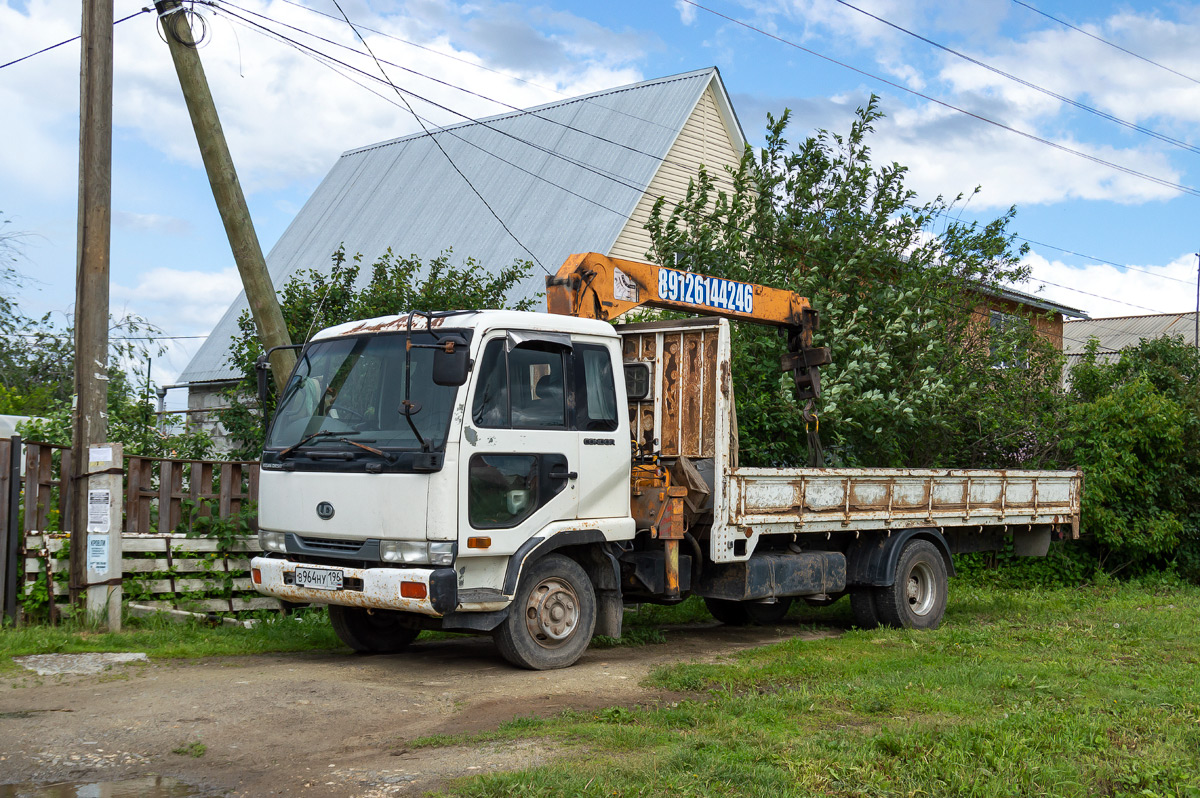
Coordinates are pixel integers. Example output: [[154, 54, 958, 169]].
[[0, 776, 202, 798]]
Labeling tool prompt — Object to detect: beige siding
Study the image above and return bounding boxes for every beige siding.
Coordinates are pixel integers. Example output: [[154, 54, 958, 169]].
[[608, 85, 742, 262]]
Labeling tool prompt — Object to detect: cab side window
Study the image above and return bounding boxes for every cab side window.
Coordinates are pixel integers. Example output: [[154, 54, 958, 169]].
[[471, 338, 567, 429], [573, 344, 618, 431]]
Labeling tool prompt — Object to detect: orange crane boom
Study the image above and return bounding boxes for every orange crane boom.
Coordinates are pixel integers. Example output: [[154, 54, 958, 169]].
[[546, 252, 831, 399]]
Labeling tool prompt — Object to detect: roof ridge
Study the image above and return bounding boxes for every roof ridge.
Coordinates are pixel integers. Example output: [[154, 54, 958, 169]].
[[342, 68, 717, 158]]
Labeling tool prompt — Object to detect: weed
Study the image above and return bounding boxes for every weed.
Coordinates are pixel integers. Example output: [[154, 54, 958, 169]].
[[171, 741, 206, 758]]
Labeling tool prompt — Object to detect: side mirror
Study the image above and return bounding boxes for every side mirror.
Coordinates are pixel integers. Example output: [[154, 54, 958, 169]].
[[255, 354, 271, 405], [433, 337, 471, 386]]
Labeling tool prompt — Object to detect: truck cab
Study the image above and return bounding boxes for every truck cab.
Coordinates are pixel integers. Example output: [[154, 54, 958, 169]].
[[252, 310, 636, 668]]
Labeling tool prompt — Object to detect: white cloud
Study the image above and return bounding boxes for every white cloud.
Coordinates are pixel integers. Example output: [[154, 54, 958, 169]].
[[676, 0, 697, 26], [111, 266, 243, 333], [113, 211, 193, 236], [1018, 250, 1198, 319], [1, 0, 649, 199]]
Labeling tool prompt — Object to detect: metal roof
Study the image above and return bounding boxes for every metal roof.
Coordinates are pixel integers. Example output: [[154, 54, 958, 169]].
[[180, 68, 730, 384], [1064, 312, 1198, 358], [982, 285, 1088, 319]]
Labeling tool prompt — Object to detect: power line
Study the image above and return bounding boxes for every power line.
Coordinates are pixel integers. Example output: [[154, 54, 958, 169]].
[[213, 5, 1179, 333], [324, 0, 547, 274], [1017, 237, 1195, 286], [0, 8, 150, 70], [834, 0, 1200, 156], [271, 0, 682, 136], [1010, 0, 1200, 87], [679, 0, 1200, 199], [193, 3, 1180, 341], [213, 0, 668, 170]]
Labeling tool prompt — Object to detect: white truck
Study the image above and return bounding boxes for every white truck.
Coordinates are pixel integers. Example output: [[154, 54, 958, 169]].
[[250, 253, 1082, 669]]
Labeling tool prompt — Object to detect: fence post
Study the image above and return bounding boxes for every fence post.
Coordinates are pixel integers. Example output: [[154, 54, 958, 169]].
[[1, 435, 21, 624], [85, 442, 123, 631]]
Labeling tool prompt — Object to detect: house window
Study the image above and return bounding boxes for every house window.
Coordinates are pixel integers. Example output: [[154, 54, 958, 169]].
[[990, 311, 1028, 368]]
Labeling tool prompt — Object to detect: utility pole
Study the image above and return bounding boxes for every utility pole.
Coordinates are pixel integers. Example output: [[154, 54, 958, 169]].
[[1194, 252, 1198, 352], [71, 0, 114, 608], [154, 1, 296, 385]]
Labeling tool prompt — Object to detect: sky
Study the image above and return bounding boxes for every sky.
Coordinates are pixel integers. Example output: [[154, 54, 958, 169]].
[[2, 0, 1199, 410]]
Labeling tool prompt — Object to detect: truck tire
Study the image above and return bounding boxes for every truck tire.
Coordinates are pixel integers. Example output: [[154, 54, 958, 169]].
[[328, 605, 419, 654], [703, 597, 749, 626], [849, 589, 880, 629], [873, 539, 948, 630], [744, 597, 794, 625], [704, 597, 793, 626], [494, 554, 596, 670]]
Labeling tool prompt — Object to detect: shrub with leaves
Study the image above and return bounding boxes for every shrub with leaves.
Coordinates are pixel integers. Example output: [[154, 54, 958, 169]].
[[1062, 336, 1200, 577]]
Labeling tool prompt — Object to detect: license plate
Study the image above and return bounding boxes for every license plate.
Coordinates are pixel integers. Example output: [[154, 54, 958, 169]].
[[294, 566, 343, 591]]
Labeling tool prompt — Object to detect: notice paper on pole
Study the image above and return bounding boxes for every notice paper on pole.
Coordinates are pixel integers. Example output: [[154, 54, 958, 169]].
[[87, 488, 111, 533], [88, 445, 113, 471], [86, 534, 109, 573]]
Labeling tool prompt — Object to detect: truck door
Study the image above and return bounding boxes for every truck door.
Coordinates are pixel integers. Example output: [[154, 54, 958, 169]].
[[569, 338, 629, 520], [459, 334, 579, 558]]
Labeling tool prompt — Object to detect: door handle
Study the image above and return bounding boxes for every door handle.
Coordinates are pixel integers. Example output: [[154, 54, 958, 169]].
[[549, 467, 578, 481]]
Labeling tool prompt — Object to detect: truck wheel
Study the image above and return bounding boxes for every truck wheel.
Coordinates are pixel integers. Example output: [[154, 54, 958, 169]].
[[703, 597, 749, 626], [744, 597, 794, 625], [328, 605, 419, 653], [874, 540, 948, 630], [849, 589, 880, 629], [494, 554, 596, 670]]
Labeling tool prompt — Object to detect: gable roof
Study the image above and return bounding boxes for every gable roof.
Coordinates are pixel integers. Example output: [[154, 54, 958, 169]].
[[979, 284, 1088, 319], [179, 68, 743, 384]]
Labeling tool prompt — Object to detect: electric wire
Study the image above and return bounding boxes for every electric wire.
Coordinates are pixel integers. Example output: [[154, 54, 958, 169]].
[[207, 5, 660, 201], [214, 5, 1180, 328], [325, 0, 548, 275], [833, 0, 1200, 156], [271, 0, 682, 136], [678, 0, 1200, 199], [213, 0, 669, 170], [1010, 0, 1200, 87], [1016, 236, 1196, 286], [208, 6, 634, 219], [0, 8, 151, 70], [183, 4, 1185, 341], [213, 2, 1195, 306]]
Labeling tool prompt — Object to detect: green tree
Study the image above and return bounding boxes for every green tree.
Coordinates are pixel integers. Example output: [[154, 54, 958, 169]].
[[646, 98, 1064, 468], [218, 248, 536, 458]]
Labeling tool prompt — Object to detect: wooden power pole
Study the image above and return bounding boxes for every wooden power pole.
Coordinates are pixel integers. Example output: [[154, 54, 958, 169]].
[[154, 0, 296, 385], [71, 0, 114, 607]]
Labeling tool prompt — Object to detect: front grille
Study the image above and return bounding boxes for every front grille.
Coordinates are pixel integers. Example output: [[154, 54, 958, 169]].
[[297, 535, 363, 552]]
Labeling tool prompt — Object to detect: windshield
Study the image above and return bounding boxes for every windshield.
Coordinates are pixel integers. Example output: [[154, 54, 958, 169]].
[[265, 331, 465, 454]]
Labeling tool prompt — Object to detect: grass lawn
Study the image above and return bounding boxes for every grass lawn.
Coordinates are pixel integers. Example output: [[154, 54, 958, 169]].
[[427, 580, 1200, 797], [0, 608, 343, 672]]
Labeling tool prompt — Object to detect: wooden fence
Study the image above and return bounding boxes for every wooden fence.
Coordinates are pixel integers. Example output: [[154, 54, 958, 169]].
[[1, 435, 270, 623]]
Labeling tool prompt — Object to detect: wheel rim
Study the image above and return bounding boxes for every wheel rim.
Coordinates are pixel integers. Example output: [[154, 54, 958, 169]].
[[906, 561, 937, 616], [523, 578, 580, 649]]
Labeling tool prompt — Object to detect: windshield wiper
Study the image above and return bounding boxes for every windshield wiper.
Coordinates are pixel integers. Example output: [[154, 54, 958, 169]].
[[277, 430, 364, 460]]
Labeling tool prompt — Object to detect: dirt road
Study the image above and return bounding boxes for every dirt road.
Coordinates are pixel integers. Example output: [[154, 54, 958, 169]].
[[0, 622, 834, 797]]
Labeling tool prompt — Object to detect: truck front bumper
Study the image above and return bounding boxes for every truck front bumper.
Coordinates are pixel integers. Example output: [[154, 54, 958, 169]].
[[251, 557, 457, 616]]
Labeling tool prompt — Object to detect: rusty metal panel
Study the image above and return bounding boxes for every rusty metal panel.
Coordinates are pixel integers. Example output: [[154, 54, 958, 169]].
[[701, 329, 718, 458], [680, 331, 704, 457], [661, 333, 681, 455]]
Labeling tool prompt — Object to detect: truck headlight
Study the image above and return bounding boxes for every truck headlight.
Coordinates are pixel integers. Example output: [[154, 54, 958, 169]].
[[379, 541, 456, 565], [380, 540, 429, 564], [258, 530, 286, 553], [428, 542, 456, 566]]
